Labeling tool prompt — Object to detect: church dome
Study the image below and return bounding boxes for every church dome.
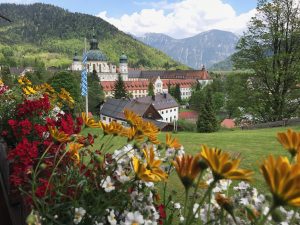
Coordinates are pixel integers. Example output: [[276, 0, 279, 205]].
[[87, 29, 107, 61], [86, 50, 107, 61]]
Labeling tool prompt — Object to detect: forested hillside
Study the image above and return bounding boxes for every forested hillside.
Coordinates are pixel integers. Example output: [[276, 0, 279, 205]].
[[0, 3, 187, 69]]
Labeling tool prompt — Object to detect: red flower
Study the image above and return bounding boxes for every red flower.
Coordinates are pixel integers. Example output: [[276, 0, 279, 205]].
[[35, 178, 54, 198], [157, 204, 166, 224], [19, 119, 32, 136]]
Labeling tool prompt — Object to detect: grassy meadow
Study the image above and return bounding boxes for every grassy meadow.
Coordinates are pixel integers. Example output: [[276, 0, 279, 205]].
[[82, 125, 300, 197]]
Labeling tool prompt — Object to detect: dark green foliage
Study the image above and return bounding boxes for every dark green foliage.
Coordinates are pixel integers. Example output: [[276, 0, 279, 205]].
[[174, 84, 181, 103], [0, 66, 13, 87], [88, 70, 104, 115], [50, 71, 81, 110], [113, 74, 127, 99], [197, 88, 219, 133], [0, 3, 187, 69], [147, 81, 154, 96], [24, 69, 47, 85], [232, 0, 300, 121], [189, 89, 205, 111], [177, 119, 196, 132]]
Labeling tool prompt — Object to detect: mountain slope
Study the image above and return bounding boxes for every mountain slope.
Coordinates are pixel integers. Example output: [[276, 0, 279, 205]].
[[137, 30, 239, 69], [0, 3, 187, 69]]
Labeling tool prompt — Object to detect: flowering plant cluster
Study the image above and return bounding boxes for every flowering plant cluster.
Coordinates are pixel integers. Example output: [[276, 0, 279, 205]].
[[2, 77, 300, 225]]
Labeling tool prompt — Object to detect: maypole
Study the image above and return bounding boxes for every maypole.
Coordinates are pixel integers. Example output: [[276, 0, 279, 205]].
[[81, 38, 88, 115]]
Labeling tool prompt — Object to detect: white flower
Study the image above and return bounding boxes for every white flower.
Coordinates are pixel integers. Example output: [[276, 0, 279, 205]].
[[144, 182, 154, 188], [101, 176, 115, 192], [144, 220, 157, 225], [74, 207, 86, 224], [240, 198, 249, 205], [107, 210, 117, 225], [280, 222, 289, 225], [124, 211, 144, 225], [193, 203, 199, 218], [177, 146, 185, 157], [115, 165, 130, 183], [180, 216, 185, 222], [95, 222, 103, 225], [233, 181, 250, 190], [174, 202, 181, 209]]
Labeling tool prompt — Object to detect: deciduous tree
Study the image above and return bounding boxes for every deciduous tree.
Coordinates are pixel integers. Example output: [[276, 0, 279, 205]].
[[233, 0, 300, 121]]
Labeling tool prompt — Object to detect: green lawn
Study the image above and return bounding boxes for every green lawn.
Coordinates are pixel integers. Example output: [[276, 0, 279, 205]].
[[82, 126, 300, 195]]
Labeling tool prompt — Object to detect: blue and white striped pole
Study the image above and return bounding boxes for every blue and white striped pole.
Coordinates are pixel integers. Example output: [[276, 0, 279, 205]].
[[81, 38, 88, 115]]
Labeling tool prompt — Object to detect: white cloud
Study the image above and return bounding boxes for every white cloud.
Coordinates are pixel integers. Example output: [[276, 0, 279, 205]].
[[97, 0, 256, 39]]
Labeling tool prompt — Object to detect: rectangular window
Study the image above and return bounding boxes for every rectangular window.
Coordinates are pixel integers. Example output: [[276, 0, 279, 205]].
[[103, 116, 106, 121]]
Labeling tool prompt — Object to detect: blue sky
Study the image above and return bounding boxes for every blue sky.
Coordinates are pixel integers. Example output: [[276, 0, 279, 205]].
[[15, 0, 257, 17], [1, 0, 258, 38]]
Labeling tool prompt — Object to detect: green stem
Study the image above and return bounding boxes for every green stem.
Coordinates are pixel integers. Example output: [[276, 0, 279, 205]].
[[163, 150, 178, 206], [187, 180, 217, 225], [220, 209, 224, 225]]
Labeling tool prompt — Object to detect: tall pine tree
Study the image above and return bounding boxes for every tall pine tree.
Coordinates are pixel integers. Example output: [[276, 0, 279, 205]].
[[197, 88, 219, 133], [174, 83, 181, 103], [88, 70, 104, 115], [148, 81, 154, 96], [113, 74, 127, 99]]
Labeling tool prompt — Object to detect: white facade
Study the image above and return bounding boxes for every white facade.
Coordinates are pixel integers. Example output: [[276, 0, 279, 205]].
[[100, 114, 127, 126], [70, 61, 82, 71], [180, 87, 192, 100], [158, 107, 179, 123], [120, 62, 128, 74], [154, 77, 163, 94]]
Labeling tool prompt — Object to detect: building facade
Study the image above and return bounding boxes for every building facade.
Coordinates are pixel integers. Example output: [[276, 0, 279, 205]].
[[69, 33, 128, 81], [69, 31, 213, 101]]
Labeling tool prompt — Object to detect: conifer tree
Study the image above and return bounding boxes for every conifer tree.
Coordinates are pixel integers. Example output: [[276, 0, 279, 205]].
[[148, 81, 154, 96], [88, 70, 104, 115], [197, 88, 219, 133], [174, 83, 181, 103], [113, 74, 127, 99]]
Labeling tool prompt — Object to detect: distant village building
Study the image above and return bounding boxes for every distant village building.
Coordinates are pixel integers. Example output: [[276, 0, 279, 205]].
[[5, 67, 34, 76], [137, 93, 179, 123], [99, 98, 173, 131]]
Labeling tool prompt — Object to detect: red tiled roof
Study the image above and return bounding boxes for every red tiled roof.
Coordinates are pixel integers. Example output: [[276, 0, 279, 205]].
[[128, 69, 212, 80], [221, 119, 235, 128], [179, 111, 198, 119], [101, 80, 149, 92], [162, 79, 197, 88]]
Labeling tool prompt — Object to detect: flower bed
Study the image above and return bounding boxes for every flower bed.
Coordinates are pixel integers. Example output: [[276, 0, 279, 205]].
[[1, 77, 300, 225]]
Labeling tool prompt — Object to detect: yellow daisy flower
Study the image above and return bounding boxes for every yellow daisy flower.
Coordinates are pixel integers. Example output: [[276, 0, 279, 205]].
[[48, 126, 71, 143], [261, 155, 300, 207], [200, 145, 253, 182], [173, 154, 202, 189], [277, 129, 300, 157]]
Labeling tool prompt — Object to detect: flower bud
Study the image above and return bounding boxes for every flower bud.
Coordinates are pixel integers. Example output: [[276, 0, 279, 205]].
[[271, 208, 284, 223], [40, 163, 47, 169], [198, 159, 208, 170], [26, 213, 36, 225]]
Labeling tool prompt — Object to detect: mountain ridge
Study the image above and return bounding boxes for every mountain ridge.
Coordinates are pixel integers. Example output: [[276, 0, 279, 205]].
[[136, 30, 239, 69], [0, 3, 187, 69]]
